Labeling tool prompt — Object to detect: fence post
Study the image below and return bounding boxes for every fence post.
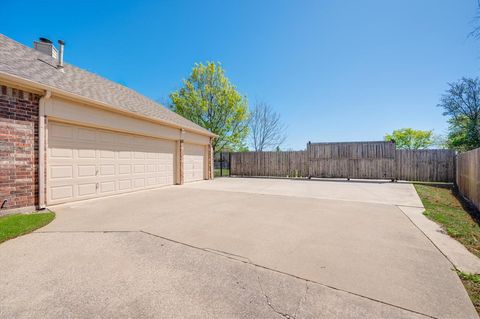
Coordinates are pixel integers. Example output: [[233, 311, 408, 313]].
[[307, 141, 312, 179], [228, 152, 231, 176], [219, 152, 223, 177]]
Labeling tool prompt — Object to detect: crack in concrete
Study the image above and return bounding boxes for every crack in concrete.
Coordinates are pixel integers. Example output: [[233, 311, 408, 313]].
[[33, 229, 437, 318], [254, 268, 295, 319], [292, 282, 309, 319], [202, 247, 305, 318]]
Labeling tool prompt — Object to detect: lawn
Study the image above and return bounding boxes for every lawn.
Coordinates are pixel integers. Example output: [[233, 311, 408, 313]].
[[214, 168, 230, 177], [414, 184, 480, 258], [0, 211, 55, 244], [414, 184, 480, 313]]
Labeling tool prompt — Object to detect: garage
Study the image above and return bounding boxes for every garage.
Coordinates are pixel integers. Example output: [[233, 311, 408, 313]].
[[0, 33, 215, 213], [184, 143, 206, 182], [47, 122, 176, 205]]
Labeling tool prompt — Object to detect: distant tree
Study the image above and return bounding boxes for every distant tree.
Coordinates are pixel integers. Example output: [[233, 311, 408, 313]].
[[384, 128, 434, 149], [470, 1, 480, 39], [170, 62, 249, 153], [432, 134, 448, 149], [249, 101, 287, 151], [438, 77, 480, 151], [223, 143, 249, 152], [445, 117, 480, 152]]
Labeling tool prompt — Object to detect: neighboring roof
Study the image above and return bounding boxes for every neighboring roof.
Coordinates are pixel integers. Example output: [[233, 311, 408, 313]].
[[0, 34, 213, 136]]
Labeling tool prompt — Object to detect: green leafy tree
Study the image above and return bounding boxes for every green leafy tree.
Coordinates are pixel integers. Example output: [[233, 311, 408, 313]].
[[384, 128, 434, 149], [438, 77, 480, 151], [445, 116, 480, 151], [170, 62, 249, 153]]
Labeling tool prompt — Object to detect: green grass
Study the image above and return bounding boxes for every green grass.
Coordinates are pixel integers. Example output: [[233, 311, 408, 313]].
[[414, 184, 480, 314], [458, 272, 480, 313], [0, 212, 55, 244], [214, 168, 230, 177], [414, 184, 480, 258]]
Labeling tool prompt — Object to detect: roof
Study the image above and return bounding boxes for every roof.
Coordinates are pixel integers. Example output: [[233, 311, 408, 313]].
[[0, 34, 213, 136]]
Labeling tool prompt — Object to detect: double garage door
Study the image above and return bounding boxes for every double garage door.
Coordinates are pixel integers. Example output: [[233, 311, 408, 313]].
[[47, 122, 205, 205]]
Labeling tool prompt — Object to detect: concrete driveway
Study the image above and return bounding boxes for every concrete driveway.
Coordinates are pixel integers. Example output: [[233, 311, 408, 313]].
[[0, 178, 477, 319]]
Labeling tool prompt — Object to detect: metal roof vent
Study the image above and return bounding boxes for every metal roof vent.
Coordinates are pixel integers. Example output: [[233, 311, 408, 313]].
[[34, 37, 58, 59], [57, 40, 65, 69]]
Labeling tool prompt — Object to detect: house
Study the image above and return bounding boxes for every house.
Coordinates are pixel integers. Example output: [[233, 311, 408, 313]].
[[0, 34, 215, 214]]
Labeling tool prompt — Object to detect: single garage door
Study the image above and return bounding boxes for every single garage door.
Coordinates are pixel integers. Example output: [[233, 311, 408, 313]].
[[47, 122, 175, 204], [184, 143, 205, 182]]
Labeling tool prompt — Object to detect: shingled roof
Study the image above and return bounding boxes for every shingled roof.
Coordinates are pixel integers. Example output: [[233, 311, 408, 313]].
[[0, 34, 213, 136]]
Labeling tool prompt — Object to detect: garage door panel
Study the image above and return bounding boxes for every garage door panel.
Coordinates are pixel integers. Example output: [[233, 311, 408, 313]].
[[77, 165, 96, 177], [184, 144, 205, 183], [99, 165, 115, 176], [99, 149, 115, 159], [134, 178, 145, 188], [50, 147, 73, 159], [118, 151, 132, 159], [146, 177, 157, 186], [77, 148, 96, 159], [47, 122, 175, 205], [118, 179, 132, 190], [77, 183, 97, 197], [50, 185, 74, 201], [146, 152, 158, 160], [50, 165, 73, 179], [133, 164, 145, 174], [134, 151, 145, 159], [158, 176, 171, 185], [99, 181, 115, 193], [119, 164, 131, 174]]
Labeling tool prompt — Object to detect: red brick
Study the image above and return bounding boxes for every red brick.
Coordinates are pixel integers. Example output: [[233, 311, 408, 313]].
[[0, 85, 40, 210]]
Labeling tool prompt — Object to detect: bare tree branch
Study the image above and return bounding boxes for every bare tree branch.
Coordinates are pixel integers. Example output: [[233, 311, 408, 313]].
[[470, 0, 480, 39], [248, 101, 287, 151]]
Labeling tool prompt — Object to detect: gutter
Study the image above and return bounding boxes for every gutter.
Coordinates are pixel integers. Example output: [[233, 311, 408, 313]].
[[38, 90, 51, 209], [0, 72, 218, 138]]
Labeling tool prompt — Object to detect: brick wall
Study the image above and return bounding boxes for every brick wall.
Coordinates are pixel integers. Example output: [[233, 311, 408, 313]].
[[0, 85, 40, 211]]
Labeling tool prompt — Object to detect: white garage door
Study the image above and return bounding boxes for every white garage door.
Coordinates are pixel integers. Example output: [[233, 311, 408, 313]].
[[184, 143, 205, 182], [47, 122, 175, 205]]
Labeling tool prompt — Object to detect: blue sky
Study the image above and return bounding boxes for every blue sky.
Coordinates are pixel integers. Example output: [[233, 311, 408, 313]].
[[1, 0, 479, 150]]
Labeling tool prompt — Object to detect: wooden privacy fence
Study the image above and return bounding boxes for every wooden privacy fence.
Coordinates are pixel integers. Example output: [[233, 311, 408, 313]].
[[230, 151, 308, 177], [230, 141, 457, 182], [396, 149, 456, 182], [457, 147, 480, 211], [307, 141, 395, 179]]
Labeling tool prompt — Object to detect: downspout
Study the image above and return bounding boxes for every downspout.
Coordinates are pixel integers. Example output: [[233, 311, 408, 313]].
[[176, 128, 185, 185], [38, 90, 51, 209]]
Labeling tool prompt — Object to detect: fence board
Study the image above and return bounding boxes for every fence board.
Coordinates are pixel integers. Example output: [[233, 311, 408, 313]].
[[395, 149, 456, 182], [457, 147, 480, 211], [307, 141, 395, 179], [228, 142, 457, 183], [230, 151, 308, 177]]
